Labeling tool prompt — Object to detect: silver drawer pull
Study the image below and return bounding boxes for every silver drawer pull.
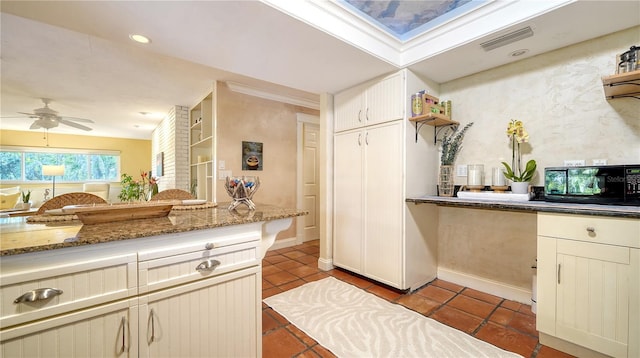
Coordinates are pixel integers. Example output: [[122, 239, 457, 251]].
[[586, 227, 595, 233], [195, 259, 221, 272], [205, 242, 215, 250], [14, 288, 63, 303]]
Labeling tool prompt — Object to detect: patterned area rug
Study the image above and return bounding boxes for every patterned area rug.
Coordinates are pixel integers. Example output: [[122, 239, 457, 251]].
[[264, 277, 522, 358]]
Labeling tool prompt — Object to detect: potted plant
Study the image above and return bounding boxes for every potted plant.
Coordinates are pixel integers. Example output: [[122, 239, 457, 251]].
[[501, 119, 536, 194], [439, 122, 474, 196], [20, 190, 32, 210], [118, 171, 159, 202]]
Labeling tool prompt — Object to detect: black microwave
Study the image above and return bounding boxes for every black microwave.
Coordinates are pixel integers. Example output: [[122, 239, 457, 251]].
[[544, 165, 640, 206]]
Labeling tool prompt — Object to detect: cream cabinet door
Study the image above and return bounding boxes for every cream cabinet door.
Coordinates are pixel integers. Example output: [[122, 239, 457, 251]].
[[539, 236, 636, 358], [365, 72, 404, 126], [363, 121, 404, 287], [333, 129, 365, 273], [1, 299, 138, 358], [334, 86, 365, 132], [139, 267, 260, 358]]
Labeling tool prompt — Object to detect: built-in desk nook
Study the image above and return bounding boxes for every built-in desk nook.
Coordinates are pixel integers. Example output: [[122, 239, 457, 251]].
[[407, 195, 639, 358]]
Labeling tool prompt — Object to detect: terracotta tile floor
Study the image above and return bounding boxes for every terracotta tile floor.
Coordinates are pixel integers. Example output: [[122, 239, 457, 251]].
[[262, 240, 574, 358]]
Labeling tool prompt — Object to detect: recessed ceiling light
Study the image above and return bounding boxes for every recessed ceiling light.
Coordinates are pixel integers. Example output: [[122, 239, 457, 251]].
[[129, 34, 151, 44], [139, 111, 165, 119], [510, 49, 529, 57]]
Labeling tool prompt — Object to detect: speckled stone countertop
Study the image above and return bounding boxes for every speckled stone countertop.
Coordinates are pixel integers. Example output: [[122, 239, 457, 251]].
[[406, 195, 640, 218], [0, 203, 307, 256]]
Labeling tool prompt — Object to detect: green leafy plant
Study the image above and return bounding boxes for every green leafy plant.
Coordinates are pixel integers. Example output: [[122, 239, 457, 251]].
[[118, 171, 159, 202], [440, 122, 474, 165], [21, 190, 31, 203], [501, 119, 537, 182]]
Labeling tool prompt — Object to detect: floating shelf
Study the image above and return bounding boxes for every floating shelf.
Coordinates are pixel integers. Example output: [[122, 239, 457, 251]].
[[409, 113, 459, 143], [602, 70, 640, 100]]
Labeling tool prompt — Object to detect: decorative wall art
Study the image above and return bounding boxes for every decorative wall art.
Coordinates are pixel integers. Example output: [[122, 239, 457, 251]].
[[242, 141, 263, 171], [156, 152, 164, 177]]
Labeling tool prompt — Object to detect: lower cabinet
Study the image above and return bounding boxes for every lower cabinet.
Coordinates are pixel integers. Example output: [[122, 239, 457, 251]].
[[1, 225, 264, 357], [139, 267, 260, 358], [537, 213, 640, 358], [1, 299, 138, 357]]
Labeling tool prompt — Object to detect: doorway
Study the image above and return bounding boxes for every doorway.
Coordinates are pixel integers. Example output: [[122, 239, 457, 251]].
[[296, 113, 320, 244]]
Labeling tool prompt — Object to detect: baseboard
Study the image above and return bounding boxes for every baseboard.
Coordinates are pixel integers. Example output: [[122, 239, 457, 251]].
[[317, 257, 334, 271], [539, 333, 609, 358], [437, 267, 532, 305]]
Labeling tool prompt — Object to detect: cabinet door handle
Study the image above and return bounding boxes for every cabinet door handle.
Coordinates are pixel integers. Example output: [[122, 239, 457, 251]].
[[365, 108, 369, 121], [357, 133, 362, 146], [365, 132, 369, 145], [14, 288, 63, 303], [196, 259, 221, 272], [586, 227, 595, 234], [149, 308, 156, 343], [120, 316, 127, 353], [557, 264, 561, 284], [358, 109, 362, 123]]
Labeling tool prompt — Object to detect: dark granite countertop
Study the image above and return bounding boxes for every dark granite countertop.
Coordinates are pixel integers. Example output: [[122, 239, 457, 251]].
[[0, 203, 307, 256], [406, 195, 640, 219]]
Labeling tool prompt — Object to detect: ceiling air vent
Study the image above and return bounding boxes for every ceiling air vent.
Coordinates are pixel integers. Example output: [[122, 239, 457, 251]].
[[480, 26, 534, 51]]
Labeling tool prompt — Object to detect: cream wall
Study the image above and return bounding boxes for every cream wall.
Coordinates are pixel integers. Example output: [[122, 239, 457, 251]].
[[430, 27, 639, 297], [216, 83, 319, 241], [0, 129, 151, 203], [441, 26, 640, 186]]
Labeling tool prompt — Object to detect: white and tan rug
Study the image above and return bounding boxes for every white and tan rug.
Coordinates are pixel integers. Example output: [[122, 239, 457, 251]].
[[264, 277, 522, 358]]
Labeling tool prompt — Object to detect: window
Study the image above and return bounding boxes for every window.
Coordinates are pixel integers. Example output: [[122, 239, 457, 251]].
[[0, 147, 120, 182]]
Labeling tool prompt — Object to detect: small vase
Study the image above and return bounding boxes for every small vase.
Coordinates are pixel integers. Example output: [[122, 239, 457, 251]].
[[511, 182, 530, 194], [438, 165, 455, 197]]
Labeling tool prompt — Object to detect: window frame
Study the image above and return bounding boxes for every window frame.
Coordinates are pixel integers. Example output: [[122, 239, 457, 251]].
[[0, 146, 121, 184]]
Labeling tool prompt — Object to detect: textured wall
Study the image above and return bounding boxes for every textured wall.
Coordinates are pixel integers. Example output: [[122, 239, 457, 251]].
[[216, 83, 319, 241], [433, 26, 639, 292], [441, 26, 640, 187]]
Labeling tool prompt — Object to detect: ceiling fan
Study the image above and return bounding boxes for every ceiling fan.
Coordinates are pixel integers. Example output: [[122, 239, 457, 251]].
[[14, 98, 94, 132]]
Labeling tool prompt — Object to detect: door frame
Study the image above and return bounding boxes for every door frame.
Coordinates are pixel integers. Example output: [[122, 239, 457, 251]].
[[296, 113, 320, 244]]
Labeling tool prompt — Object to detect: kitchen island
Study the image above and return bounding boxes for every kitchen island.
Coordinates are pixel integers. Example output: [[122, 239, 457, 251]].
[[0, 203, 307, 357]]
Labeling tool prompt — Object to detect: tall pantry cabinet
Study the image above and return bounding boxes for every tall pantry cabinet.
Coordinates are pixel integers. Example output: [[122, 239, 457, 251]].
[[332, 70, 439, 291]]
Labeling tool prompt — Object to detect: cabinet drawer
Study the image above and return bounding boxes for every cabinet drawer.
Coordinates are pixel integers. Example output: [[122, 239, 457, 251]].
[[1, 252, 137, 329], [538, 213, 640, 248], [138, 240, 259, 293]]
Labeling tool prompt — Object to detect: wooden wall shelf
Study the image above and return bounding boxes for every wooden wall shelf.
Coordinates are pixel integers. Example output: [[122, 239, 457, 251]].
[[409, 113, 459, 143], [602, 70, 640, 100]]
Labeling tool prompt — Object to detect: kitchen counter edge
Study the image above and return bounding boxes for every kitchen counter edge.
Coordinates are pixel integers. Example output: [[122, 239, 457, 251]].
[[1, 204, 308, 257], [406, 196, 640, 219]]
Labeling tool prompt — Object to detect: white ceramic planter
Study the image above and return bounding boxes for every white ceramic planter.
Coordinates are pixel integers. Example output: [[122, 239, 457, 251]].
[[510, 182, 530, 194]]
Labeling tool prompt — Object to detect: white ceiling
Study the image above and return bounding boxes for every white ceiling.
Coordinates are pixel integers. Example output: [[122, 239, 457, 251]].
[[1, 0, 638, 140]]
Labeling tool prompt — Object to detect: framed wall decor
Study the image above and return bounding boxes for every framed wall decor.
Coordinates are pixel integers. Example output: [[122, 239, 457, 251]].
[[156, 152, 164, 177], [242, 141, 263, 171]]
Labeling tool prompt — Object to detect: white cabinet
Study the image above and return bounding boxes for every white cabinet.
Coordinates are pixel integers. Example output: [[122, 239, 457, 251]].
[[190, 86, 217, 202], [1, 224, 267, 357], [333, 69, 438, 291], [334, 72, 404, 132], [139, 267, 260, 358], [1, 299, 138, 358], [333, 121, 403, 285], [537, 213, 640, 358]]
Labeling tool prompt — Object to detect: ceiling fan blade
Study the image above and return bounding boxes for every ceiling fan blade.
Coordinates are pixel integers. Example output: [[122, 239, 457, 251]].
[[59, 118, 93, 131], [29, 121, 42, 129], [17, 112, 38, 117], [60, 116, 94, 123]]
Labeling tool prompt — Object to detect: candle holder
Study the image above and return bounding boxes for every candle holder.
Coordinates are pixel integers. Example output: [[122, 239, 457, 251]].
[[224, 176, 260, 211], [467, 164, 484, 192], [491, 167, 509, 192]]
